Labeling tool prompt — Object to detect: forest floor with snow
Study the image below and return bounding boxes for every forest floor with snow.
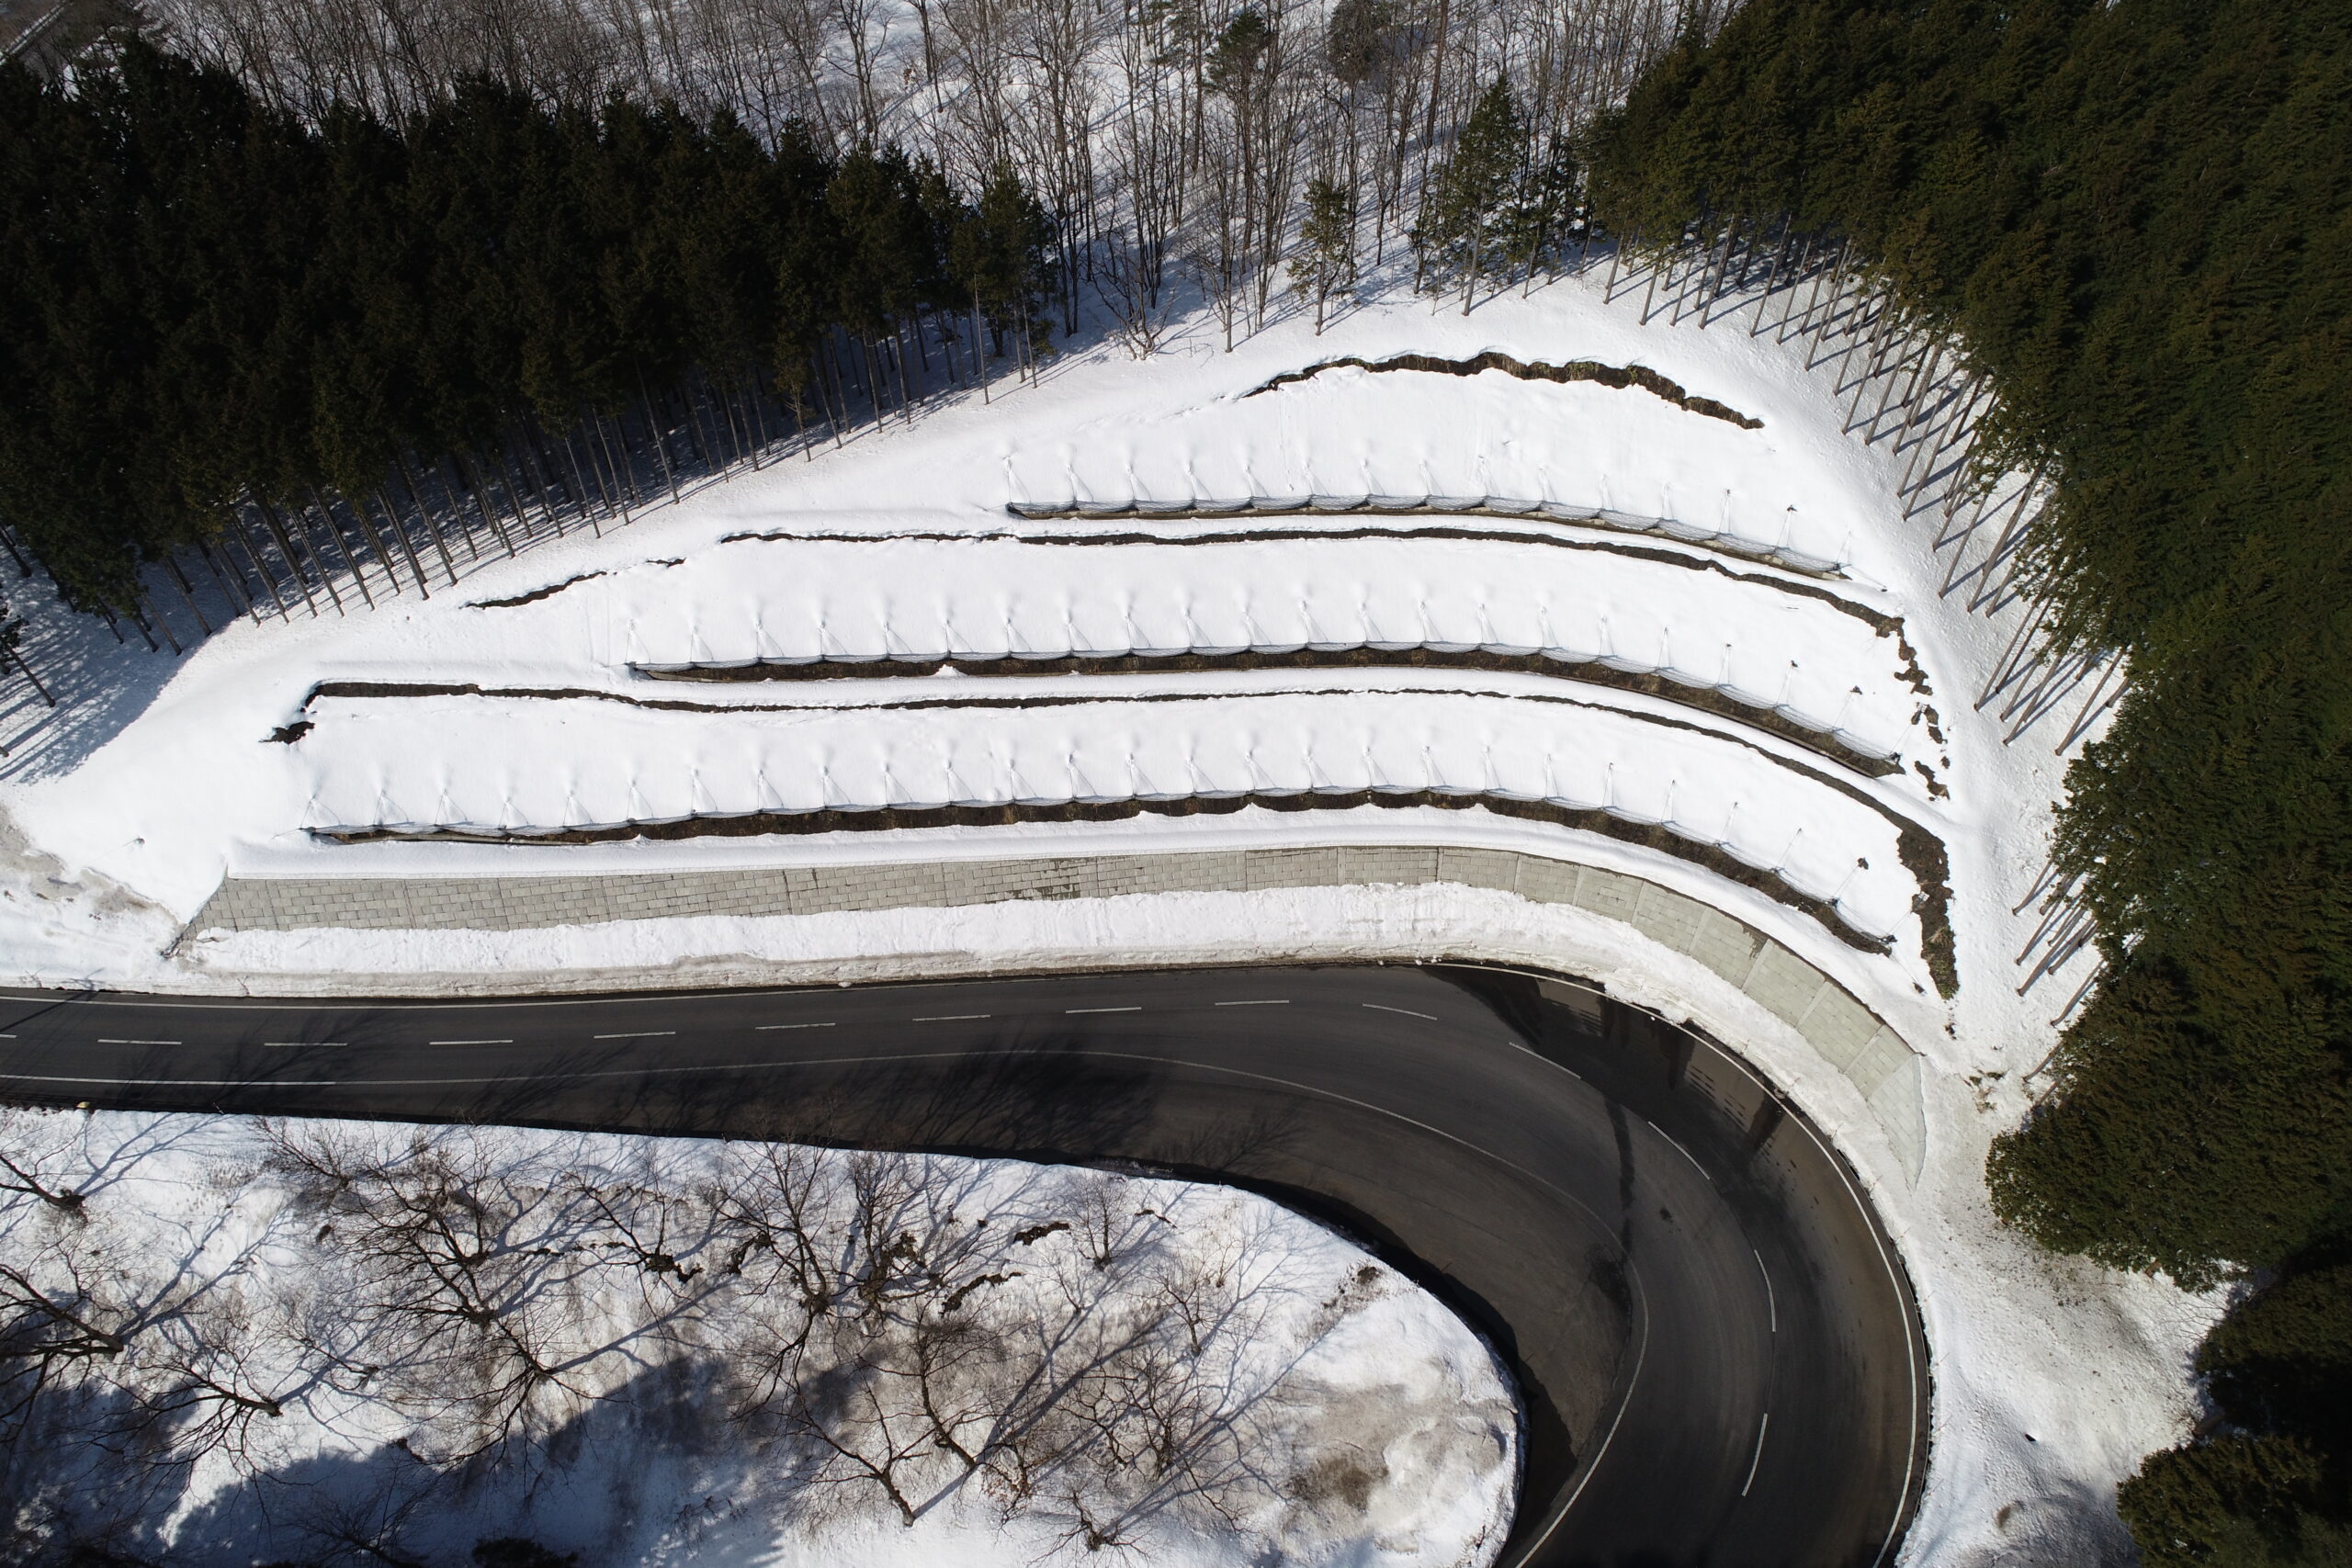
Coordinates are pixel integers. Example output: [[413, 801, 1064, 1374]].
[[0, 1104, 1516, 1567], [0, 267, 2221, 1566]]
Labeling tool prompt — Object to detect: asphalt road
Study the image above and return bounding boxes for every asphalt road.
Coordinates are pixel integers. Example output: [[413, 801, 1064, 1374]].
[[0, 962, 1926, 1568]]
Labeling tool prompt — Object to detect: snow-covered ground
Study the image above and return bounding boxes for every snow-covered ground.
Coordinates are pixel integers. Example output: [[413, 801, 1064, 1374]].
[[0, 269, 2212, 1565], [1, 1105, 1517, 1567]]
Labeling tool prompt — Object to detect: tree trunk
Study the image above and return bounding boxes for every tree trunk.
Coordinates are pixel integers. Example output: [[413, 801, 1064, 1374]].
[[635, 374, 683, 503], [255, 501, 325, 617], [454, 454, 519, 558], [196, 538, 261, 623], [224, 514, 292, 621], [974, 293, 989, 405], [164, 554, 214, 635], [315, 493, 377, 609], [395, 454, 465, 582], [368, 488, 433, 597]]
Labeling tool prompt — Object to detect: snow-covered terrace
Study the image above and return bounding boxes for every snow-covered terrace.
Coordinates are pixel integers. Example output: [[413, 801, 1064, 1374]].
[[0, 264, 2203, 1568]]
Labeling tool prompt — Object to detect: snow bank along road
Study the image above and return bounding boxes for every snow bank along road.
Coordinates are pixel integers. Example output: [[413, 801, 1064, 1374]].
[[0, 961, 1927, 1568]]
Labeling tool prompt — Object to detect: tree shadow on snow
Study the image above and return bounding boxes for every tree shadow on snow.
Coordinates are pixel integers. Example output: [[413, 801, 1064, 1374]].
[[27, 1361, 769, 1568]]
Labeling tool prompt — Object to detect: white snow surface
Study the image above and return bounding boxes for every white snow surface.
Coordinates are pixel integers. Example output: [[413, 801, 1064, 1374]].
[[298, 683, 1920, 942], [0, 275, 2215, 1566], [608, 530, 1914, 755], [3, 1106, 1517, 1568]]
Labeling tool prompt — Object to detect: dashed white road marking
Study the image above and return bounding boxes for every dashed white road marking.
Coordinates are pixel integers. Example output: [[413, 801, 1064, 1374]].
[[1363, 1003, 1438, 1020]]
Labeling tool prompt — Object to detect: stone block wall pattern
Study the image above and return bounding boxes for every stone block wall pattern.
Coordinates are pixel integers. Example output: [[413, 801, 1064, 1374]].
[[190, 846, 1928, 1177]]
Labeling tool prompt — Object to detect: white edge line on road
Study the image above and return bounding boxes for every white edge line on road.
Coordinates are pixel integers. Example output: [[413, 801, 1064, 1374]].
[[756, 1022, 836, 1031], [1501, 1037, 1579, 1078], [1648, 1120, 1713, 1184], [593, 1031, 675, 1040], [1066, 1007, 1141, 1014], [1473, 959, 1918, 1562], [1363, 1003, 1439, 1020], [1754, 1247, 1778, 1333], [1740, 1412, 1771, 1496], [1545, 965, 1920, 1567], [1517, 1231, 1652, 1562]]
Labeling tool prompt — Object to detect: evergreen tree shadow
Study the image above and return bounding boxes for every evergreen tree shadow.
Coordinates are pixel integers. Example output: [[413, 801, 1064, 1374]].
[[0, 580, 196, 784]]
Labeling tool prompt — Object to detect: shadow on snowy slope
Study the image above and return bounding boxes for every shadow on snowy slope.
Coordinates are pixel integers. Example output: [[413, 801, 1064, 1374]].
[[5, 1361, 759, 1567]]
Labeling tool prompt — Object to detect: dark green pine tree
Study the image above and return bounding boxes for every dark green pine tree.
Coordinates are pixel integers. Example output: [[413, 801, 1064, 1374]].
[[768, 119, 841, 448], [951, 161, 1055, 363], [1491, 132, 1578, 293], [1414, 79, 1528, 313], [673, 109, 782, 408], [825, 143, 933, 418], [0, 56, 157, 611], [309, 104, 425, 507], [1289, 176, 1354, 334]]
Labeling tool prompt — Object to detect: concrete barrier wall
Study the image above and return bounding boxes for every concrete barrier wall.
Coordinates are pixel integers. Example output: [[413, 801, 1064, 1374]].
[[190, 845, 1926, 1176]]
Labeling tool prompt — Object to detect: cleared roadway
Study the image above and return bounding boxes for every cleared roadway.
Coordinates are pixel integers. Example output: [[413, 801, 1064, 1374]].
[[0, 962, 1925, 1567]]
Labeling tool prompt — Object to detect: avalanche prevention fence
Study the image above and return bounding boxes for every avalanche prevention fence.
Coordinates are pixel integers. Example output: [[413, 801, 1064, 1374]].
[[0, 228, 2112, 1017]]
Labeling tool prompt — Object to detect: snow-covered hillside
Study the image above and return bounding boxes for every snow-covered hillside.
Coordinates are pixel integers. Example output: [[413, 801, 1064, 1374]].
[[0, 269, 2213, 1567]]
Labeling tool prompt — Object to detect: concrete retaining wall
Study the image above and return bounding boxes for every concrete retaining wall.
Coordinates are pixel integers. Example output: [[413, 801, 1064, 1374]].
[[190, 844, 1928, 1176]]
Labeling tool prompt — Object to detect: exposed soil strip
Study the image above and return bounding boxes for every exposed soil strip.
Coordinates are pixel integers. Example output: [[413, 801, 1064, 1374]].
[[468, 570, 607, 608], [1243, 352, 1766, 430], [313, 788, 1894, 956], [998, 501, 1837, 578], [631, 646, 1903, 778]]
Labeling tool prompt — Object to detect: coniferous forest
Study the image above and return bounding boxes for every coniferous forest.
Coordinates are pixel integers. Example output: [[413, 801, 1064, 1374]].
[[0, 38, 1063, 615], [1588, 0, 2351, 1558], [0, 0, 1647, 622]]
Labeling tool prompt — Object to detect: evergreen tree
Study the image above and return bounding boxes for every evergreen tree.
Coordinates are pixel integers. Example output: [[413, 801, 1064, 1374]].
[[768, 119, 840, 442], [1491, 133, 1579, 290], [1414, 79, 1528, 313], [952, 162, 1056, 359], [1290, 175, 1355, 333]]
